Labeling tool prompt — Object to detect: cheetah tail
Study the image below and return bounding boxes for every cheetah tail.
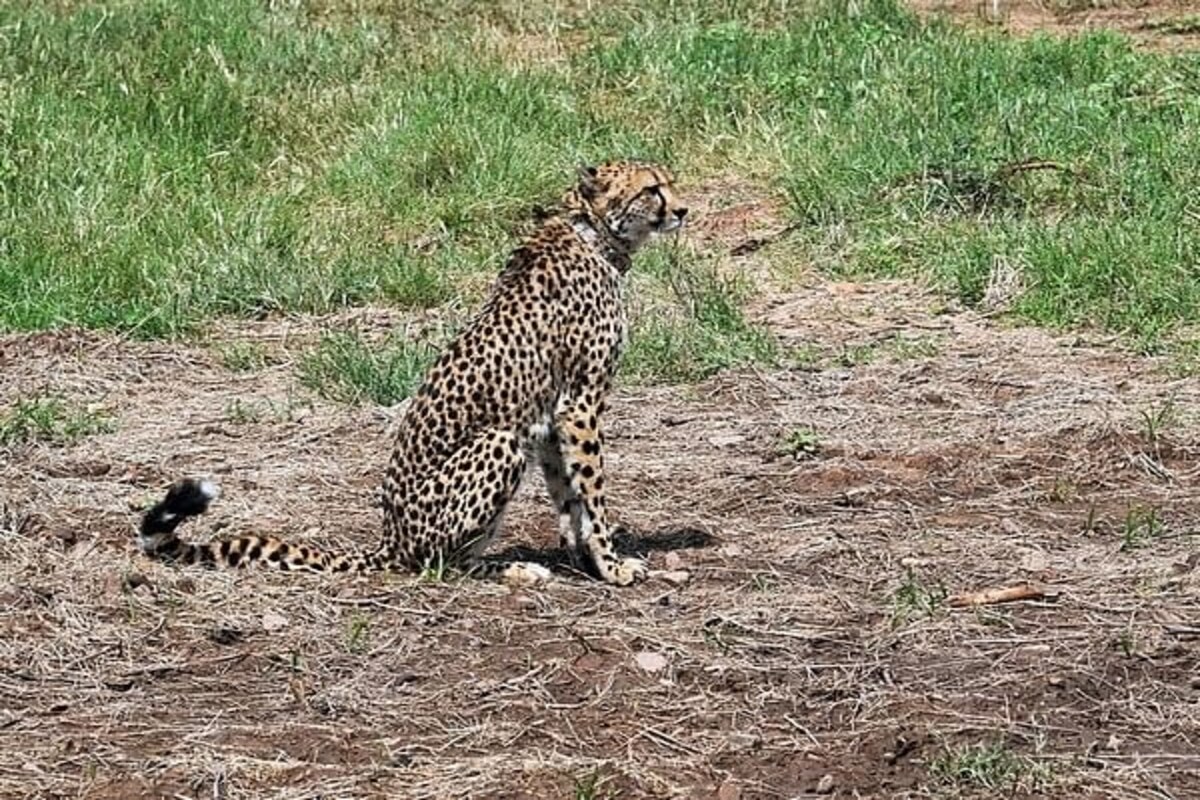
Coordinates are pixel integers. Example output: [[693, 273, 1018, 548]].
[[137, 478, 384, 573]]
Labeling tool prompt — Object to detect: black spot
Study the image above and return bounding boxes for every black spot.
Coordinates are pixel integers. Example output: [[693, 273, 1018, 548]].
[[581, 440, 600, 456], [227, 550, 242, 568], [267, 548, 283, 562], [247, 544, 263, 561], [581, 465, 595, 479]]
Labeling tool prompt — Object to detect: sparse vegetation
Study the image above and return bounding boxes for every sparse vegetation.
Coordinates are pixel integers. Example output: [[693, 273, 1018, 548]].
[[832, 333, 942, 368], [778, 427, 821, 459], [892, 568, 948, 624], [298, 331, 437, 406], [573, 770, 617, 800], [345, 614, 371, 654], [1120, 504, 1163, 550], [1115, 627, 1138, 658], [1138, 398, 1178, 451], [223, 394, 310, 425], [0, 395, 113, 446], [417, 554, 453, 584], [223, 398, 264, 425], [931, 742, 1052, 791], [1141, 14, 1200, 34], [215, 341, 273, 372]]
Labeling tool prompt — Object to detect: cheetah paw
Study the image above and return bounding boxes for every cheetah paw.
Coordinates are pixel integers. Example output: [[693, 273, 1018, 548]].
[[608, 556, 648, 587], [501, 562, 553, 588]]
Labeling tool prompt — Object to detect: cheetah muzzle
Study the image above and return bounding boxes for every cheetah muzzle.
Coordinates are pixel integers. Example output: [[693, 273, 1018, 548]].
[[138, 160, 689, 587]]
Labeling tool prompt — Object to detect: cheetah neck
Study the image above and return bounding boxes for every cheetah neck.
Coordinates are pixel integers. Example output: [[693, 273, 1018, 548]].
[[566, 212, 633, 274]]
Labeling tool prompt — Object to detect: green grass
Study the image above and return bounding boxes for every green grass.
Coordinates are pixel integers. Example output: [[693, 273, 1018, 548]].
[[1119, 504, 1164, 551], [891, 568, 948, 626], [298, 331, 437, 406], [623, 249, 778, 383], [214, 341, 272, 372], [777, 427, 821, 459], [0, 394, 114, 446], [2, 0, 1199, 353], [930, 742, 1052, 791], [572, 769, 618, 800]]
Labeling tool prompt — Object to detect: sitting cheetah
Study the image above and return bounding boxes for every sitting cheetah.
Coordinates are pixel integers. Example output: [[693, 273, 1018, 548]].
[[138, 161, 688, 586]]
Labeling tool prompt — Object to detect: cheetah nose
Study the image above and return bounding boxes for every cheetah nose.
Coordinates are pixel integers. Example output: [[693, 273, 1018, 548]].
[[674, 207, 688, 220]]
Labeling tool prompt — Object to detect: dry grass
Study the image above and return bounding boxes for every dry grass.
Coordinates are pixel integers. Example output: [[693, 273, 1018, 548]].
[[3, 245, 1199, 797]]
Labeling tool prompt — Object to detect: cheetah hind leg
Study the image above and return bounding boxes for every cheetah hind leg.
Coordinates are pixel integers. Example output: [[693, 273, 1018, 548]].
[[427, 429, 553, 588]]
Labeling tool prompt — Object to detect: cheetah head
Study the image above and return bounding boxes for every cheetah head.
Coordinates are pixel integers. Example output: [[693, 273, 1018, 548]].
[[572, 161, 688, 250]]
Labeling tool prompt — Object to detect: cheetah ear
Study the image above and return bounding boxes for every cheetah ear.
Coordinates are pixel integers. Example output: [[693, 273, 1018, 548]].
[[576, 163, 601, 199]]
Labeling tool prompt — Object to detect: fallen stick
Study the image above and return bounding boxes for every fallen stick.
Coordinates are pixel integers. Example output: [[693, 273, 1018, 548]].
[[949, 583, 1049, 608]]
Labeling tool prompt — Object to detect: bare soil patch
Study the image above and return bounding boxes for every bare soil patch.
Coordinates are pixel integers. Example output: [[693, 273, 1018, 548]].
[[2, 262, 1198, 797], [909, 0, 1200, 50]]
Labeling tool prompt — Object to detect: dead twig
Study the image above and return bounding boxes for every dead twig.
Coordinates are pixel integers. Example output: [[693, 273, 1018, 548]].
[[948, 583, 1054, 608]]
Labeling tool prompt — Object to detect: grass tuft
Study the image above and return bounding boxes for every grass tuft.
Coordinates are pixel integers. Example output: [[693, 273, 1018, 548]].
[[298, 331, 437, 406], [214, 341, 272, 372], [777, 427, 821, 459], [1119, 504, 1163, 551], [931, 742, 1052, 791], [891, 568, 947, 625], [0, 395, 114, 446]]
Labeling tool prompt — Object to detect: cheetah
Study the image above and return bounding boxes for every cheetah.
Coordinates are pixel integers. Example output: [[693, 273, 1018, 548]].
[[138, 161, 688, 587]]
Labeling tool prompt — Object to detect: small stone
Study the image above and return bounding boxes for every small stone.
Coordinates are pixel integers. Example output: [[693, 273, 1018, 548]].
[[1020, 549, 1049, 573], [122, 572, 151, 593], [663, 551, 684, 570], [655, 569, 691, 586], [262, 611, 289, 632], [634, 651, 668, 674], [509, 593, 539, 611], [835, 488, 872, 508], [708, 434, 747, 448], [816, 774, 835, 794], [725, 732, 759, 752], [716, 780, 741, 800]]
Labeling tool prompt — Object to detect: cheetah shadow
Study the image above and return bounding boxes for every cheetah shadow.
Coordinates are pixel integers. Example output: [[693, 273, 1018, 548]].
[[487, 525, 717, 576]]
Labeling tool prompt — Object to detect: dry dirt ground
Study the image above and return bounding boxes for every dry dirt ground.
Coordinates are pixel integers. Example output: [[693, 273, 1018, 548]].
[[2, 4, 1200, 785], [909, 0, 1200, 51], [2, 174, 1199, 800]]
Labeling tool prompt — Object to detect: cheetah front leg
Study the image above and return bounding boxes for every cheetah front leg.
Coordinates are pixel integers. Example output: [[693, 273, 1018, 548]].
[[537, 431, 586, 570], [555, 398, 646, 586]]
